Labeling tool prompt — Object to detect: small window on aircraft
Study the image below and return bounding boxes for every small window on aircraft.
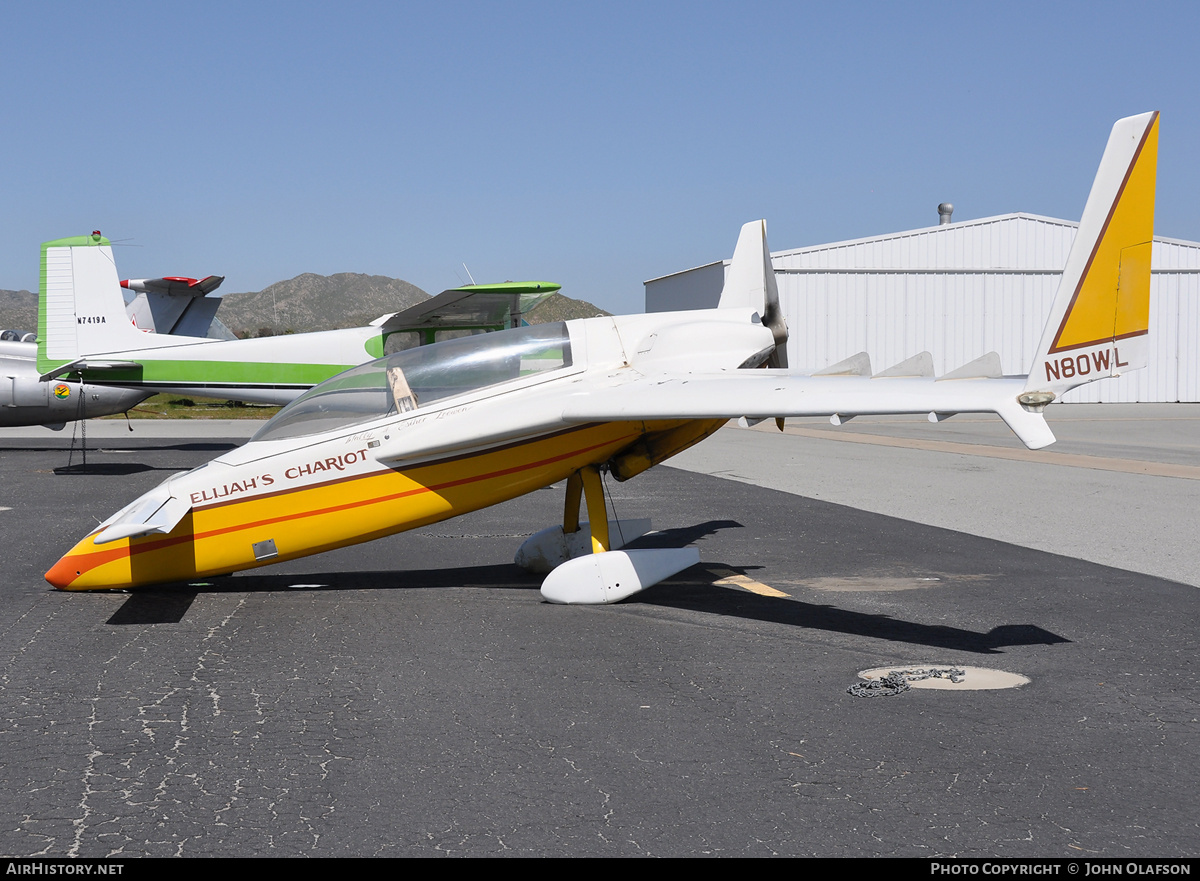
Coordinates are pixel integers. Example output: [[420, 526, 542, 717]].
[[434, 328, 486, 343], [252, 322, 573, 442], [383, 331, 420, 355]]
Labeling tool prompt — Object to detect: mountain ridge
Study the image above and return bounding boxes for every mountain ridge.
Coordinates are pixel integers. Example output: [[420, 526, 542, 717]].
[[216, 272, 431, 336], [0, 274, 610, 337]]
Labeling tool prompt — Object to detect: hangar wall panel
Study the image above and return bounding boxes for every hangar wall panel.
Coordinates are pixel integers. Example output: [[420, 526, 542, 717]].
[[777, 271, 1060, 378], [645, 214, 1200, 403], [644, 261, 724, 313]]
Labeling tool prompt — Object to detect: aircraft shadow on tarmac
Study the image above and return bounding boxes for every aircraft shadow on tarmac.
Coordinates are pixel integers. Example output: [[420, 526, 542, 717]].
[[103, 521, 748, 625], [629, 519, 744, 547], [644, 571, 1069, 655], [7, 440, 241, 476], [6, 442, 239, 454], [615, 520, 1069, 655], [104, 559, 1069, 656], [54, 463, 188, 476]]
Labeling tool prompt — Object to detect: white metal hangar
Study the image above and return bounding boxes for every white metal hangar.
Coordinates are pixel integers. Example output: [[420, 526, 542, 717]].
[[644, 213, 1200, 402]]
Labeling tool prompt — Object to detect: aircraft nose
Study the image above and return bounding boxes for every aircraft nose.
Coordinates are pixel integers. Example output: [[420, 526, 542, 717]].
[[44, 532, 133, 591], [45, 550, 84, 590]]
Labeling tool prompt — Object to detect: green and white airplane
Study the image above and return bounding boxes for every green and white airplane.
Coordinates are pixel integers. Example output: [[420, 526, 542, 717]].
[[32, 232, 558, 410], [3, 270, 238, 428]]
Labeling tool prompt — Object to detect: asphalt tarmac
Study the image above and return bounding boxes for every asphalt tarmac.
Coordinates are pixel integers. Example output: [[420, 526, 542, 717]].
[[0, 411, 1196, 857]]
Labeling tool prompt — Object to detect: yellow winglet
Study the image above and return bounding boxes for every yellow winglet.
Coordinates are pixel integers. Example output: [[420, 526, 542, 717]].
[[1028, 112, 1159, 394], [1052, 113, 1158, 352]]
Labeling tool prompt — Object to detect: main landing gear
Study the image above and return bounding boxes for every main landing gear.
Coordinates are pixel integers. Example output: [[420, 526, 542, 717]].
[[514, 464, 699, 604]]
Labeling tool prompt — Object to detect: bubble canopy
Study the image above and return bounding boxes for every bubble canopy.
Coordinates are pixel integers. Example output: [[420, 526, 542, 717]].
[[252, 322, 574, 443]]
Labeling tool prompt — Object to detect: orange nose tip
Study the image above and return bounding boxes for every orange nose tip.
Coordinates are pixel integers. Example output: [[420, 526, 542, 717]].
[[45, 553, 83, 590], [45, 533, 133, 591]]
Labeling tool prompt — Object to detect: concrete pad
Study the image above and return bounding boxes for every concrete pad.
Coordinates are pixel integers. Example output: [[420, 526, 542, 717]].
[[669, 405, 1200, 588]]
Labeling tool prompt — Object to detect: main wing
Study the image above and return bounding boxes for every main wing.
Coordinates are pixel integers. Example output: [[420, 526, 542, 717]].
[[562, 364, 1052, 448]]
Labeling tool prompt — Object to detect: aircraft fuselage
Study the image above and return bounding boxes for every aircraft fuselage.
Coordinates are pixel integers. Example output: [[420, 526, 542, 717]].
[[47, 311, 760, 590], [1, 340, 150, 428]]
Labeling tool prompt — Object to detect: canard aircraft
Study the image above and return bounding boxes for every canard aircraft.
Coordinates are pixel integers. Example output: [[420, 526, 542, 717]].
[[47, 112, 1159, 602], [11, 235, 557, 428]]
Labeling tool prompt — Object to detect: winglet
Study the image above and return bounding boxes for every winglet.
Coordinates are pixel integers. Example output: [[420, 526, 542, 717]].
[[719, 220, 773, 312], [718, 220, 788, 367], [1025, 112, 1159, 396]]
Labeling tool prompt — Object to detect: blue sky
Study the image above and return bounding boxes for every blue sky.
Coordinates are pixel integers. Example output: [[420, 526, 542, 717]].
[[2, 1, 1197, 314]]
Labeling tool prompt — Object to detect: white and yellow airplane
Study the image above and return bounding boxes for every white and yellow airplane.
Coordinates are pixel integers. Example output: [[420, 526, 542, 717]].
[[47, 112, 1159, 602]]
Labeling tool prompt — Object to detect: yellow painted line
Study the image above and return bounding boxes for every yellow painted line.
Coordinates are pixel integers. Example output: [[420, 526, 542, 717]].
[[707, 567, 790, 598], [776, 426, 1200, 481]]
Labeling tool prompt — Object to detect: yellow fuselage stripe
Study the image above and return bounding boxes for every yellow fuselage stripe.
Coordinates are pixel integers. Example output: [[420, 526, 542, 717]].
[[52, 421, 653, 590]]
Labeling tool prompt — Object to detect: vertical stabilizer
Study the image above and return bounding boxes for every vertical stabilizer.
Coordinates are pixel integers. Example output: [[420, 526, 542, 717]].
[[1025, 112, 1159, 396], [37, 233, 176, 374]]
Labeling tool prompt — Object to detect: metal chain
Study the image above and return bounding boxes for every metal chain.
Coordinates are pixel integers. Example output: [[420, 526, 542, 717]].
[[847, 667, 966, 698], [66, 375, 87, 471]]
